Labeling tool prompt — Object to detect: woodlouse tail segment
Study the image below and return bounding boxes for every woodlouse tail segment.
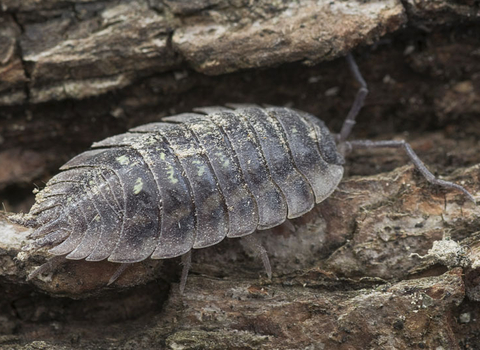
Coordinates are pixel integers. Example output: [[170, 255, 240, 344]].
[[28, 229, 71, 251], [7, 213, 39, 228], [347, 139, 477, 204], [28, 215, 67, 237], [20, 210, 72, 252], [12, 194, 66, 232]]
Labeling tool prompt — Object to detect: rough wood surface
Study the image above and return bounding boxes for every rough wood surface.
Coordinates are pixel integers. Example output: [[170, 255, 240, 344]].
[[1, 0, 480, 349]]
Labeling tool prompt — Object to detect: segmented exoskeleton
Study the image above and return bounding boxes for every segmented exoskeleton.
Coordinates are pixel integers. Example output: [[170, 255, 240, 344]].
[[21, 106, 344, 260], [11, 54, 475, 291]]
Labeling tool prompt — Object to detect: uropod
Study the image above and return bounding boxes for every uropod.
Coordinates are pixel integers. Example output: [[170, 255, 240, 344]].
[[10, 54, 476, 292]]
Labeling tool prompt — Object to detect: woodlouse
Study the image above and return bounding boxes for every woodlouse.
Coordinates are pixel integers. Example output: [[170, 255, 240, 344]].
[[11, 55, 476, 291]]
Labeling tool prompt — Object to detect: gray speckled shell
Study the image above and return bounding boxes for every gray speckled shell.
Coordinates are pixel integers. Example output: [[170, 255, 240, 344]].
[[21, 106, 344, 263]]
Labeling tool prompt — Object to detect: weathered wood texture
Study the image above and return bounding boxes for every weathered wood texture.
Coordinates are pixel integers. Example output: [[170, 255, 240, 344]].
[[1, 0, 480, 349]]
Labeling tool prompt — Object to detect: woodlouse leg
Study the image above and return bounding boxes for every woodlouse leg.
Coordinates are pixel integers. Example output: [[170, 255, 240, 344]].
[[179, 251, 192, 294], [242, 235, 272, 279], [27, 255, 66, 281], [338, 53, 369, 143], [280, 219, 296, 234], [107, 263, 132, 286], [347, 139, 476, 203]]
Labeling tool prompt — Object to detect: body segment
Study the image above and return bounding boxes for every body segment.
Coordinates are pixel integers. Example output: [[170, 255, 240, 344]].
[[19, 106, 344, 263]]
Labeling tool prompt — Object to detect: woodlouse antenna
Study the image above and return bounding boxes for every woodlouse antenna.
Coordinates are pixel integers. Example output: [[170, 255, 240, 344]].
[[347, 140, 476, 203], [341, 54, 476, 204], [338, 53, 369, 143]]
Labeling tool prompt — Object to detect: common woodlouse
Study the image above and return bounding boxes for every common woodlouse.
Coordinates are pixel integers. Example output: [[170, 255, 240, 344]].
[[11, 55, 476, 291]]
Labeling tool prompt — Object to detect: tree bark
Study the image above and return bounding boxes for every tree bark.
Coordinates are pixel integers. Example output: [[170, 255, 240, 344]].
[[1, 0, 480, 349]]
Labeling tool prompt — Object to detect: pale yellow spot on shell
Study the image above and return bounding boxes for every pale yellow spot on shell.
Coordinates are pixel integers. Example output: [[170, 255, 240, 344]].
[[134, 177, 143, 194], [166, 164, 178, 184], [116, 155, 130, 165]]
